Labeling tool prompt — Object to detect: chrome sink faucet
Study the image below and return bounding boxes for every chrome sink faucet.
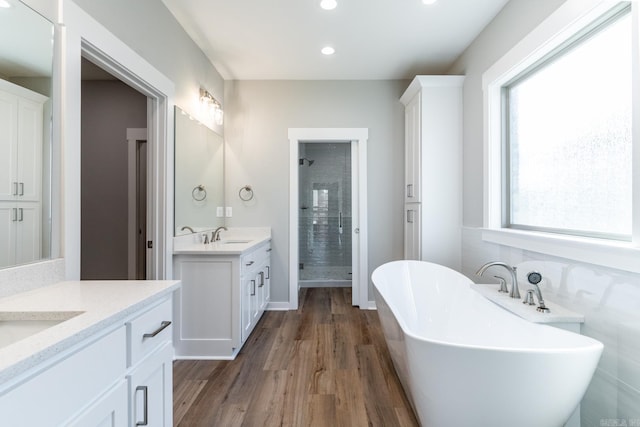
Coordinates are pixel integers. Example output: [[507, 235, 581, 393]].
[[476, 261, 521, 299], [212, 226, 228, 242]]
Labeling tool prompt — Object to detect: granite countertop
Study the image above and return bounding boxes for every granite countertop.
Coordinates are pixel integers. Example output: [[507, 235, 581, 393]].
[[173, 227, 271, 255], [0, 280, 180, 385]]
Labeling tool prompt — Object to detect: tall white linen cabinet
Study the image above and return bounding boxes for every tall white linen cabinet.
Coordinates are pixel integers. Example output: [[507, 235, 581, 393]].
[[400, 76, 464, 270]]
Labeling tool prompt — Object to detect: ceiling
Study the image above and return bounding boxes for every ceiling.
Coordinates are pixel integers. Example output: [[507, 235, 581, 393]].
[[161, 0, 510, 80]]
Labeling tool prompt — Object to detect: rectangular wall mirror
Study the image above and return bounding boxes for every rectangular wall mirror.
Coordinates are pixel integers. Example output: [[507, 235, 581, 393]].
[[0, 1, 54, 269], [174, 106, 225, 235]]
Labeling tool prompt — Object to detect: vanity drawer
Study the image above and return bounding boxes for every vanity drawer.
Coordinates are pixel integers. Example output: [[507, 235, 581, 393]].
[[127, 298, 173, 367]]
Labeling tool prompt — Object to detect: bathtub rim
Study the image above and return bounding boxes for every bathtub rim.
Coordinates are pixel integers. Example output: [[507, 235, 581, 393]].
[[372, 261, 604, 354]]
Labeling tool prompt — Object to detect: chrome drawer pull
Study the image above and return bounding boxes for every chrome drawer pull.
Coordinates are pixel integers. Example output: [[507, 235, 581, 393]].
[[135, 385, 148, 426], [245, 261, 255, 266], [143, 320, 171, 339], [251, 280, 256, 296]]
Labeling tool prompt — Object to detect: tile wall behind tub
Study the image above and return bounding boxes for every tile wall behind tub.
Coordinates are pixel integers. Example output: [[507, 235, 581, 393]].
[[461, 227, 640, 427]]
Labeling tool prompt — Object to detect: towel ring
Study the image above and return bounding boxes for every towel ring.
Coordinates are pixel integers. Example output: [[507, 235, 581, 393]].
[[192, 185, 207, 201], [239, 185, 254, 201]]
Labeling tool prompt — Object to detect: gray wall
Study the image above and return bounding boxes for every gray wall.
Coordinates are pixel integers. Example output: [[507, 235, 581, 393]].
[[449, 0, 640, 424], [72, 0, 224, 125], [80, 80, 146, 279], [224, 80, 407, 303]]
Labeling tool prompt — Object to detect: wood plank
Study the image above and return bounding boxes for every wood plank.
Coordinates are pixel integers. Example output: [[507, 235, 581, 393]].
[[173, 287, 419, 426]]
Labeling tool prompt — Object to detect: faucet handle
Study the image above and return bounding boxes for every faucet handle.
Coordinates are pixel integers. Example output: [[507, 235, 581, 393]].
[[523, 289, 536, 305], [203, 233, 210, 244], [493, 276, 509, 293]]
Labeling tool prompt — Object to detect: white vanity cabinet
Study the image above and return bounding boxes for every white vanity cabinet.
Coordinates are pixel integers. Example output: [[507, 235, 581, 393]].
[[0, 79, 46, 268], [173, 240, 271, 359], [400, 76, 464, 270], [126, 298, 174, 427], [240, 243, 271, 343], [0, 294, 175, 427]]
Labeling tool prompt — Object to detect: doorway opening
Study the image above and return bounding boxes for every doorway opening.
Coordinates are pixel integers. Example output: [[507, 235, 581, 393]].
[[298, 142, 352, 286], [288, 128, 369, 309], [80, 57, 148, 280]]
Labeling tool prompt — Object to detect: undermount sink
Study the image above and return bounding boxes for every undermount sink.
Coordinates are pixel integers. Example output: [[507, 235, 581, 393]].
[[0, 311, 84, 349]]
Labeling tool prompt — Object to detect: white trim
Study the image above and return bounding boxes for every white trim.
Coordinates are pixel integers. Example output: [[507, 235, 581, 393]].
[[288, 128, 369, 310], [63, 2, 175, 279], [482, 228, 640, 274], [481, 0, 640, 273], [126, 128, 147, 280], [266, 301, 291, 311]]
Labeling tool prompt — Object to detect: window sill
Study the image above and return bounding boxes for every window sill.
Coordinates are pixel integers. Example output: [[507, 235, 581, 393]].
[[481, 228, 640, 274]]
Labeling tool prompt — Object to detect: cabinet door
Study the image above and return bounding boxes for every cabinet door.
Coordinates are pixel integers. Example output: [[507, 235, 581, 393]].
[[173, 257, 238, 357], [0, 90, 17, 201], [0, 203, 16, 267], [241, 275, 255, 343], [65, 379, 128, 427], [128, 342, 173, 427], [404, 204, 421, 260], [14, 202, 40, 265], [16, 98, 43, 201], [404, 92, 421, 203]]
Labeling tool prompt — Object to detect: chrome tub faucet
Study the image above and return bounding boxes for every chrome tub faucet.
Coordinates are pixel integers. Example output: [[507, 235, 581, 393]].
[[476, 261, 521, 299]]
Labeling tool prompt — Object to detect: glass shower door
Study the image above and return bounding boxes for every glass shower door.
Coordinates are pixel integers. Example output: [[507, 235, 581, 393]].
[[299, 143, 351, 283]]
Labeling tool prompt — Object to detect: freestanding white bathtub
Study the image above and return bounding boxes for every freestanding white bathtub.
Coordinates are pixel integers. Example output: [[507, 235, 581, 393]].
[[372, 260, 603, 427]]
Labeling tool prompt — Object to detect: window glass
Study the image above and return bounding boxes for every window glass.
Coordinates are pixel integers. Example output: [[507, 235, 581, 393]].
[[505, 10, 631, 239]]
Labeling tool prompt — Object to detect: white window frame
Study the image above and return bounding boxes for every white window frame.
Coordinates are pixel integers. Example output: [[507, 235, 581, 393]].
[[482, 0, 640, 273]]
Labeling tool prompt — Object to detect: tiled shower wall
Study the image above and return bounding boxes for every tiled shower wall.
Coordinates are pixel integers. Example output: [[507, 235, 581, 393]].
[[299, 143, 352, 281]]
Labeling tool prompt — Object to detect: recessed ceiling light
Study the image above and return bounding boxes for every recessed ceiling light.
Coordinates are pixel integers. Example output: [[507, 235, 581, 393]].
[[0, 0, 11, 8], [320, 0, 337, 10], [321, 46, 335, 55], [422, 0, 437, 4]]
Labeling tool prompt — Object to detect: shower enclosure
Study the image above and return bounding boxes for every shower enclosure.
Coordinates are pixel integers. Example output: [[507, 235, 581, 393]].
[[298, 143, 352, 284]]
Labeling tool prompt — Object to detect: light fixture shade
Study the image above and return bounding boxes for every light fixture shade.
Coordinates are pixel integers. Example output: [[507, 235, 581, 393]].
[[321, 46, 335, 55], [199, 87, 224, 126], [320, 0, 337, 10]]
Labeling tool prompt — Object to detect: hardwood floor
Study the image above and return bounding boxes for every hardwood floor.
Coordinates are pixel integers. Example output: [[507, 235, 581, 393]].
[[173, 287, 419, 426]]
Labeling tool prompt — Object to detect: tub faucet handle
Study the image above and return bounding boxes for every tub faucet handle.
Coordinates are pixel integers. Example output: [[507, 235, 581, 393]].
[[493, 276, 509, 293], [523, 289, 536, 305]]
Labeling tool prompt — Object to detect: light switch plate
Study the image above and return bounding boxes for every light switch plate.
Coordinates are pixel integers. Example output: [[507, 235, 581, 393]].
[[216, 207, 223, 217], [225, 207, 233, 217]]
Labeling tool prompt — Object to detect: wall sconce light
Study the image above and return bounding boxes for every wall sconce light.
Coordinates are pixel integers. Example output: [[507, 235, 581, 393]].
[[199, 88, 224, 125]]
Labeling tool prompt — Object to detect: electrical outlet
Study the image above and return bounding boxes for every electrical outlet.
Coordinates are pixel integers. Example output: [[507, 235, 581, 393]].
[[216, 207, 223, 217], [225, 207, 233, 217]]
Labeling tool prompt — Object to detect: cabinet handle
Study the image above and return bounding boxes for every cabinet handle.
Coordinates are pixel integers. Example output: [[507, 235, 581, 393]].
[[12, 182, 18, 196], [251, 280, 256, 296], [142, 320, 171, 339], [259, 271, 265, 287], [11, 208, 17, 222], [135, 385, 148, 426], [266, 248, 272, 252], [245, 261, 255, 266], [407, 184, 413, 198], [19, 182, 24, 196], [265, 266, 270, 279], [18, 208, 23, 222], [407, 209, 415, 224]]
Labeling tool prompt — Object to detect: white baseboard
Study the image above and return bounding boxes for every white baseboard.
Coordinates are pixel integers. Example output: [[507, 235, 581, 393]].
[[266, 301, 291, 311]]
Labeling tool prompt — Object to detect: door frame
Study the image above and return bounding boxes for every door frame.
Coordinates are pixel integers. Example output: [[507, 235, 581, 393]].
[[64, 2, 175, 279], [288, 128, 369, 309], [126, 128, 147, 279]]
